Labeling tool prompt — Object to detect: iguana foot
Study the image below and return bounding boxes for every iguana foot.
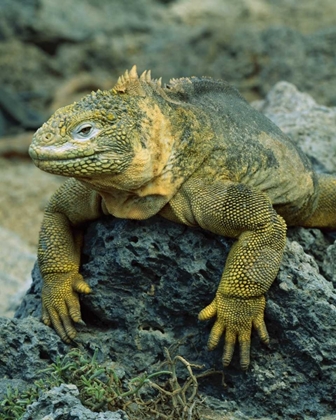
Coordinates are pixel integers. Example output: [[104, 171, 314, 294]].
[[199, 294, 269, 370], [41, 273, 91, 342]]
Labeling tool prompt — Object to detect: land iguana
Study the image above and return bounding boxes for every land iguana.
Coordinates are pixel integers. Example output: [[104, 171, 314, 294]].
[[29, 66, 336, 370]]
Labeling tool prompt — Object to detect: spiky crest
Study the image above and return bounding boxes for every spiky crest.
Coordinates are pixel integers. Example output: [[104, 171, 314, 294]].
[[113, 65, 163, 95]]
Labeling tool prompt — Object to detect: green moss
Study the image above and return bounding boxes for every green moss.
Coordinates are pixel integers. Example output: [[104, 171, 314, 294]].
[[0, 348, 222, 419]]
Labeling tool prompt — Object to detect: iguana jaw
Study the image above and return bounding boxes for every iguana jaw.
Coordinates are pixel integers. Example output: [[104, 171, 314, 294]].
[[29, 141, 95, 160]]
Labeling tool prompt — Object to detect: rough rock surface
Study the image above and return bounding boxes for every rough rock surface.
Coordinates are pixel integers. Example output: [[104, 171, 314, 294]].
[[22, 384, 129, 420], [15, 218, 336, 419], [253, 82, 336, 173], [11, 83, 336, 419], [0, 316, 68, 383]]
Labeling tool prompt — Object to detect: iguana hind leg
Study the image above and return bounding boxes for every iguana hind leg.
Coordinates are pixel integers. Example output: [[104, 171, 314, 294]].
[[301, 174, 336, 229]]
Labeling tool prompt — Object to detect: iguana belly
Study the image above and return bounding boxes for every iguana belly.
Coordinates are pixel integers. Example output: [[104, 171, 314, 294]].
[[100, 190, 169, 220]]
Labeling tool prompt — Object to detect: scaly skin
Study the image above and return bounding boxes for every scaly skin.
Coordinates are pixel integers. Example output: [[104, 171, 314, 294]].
[[29, 66, 336, 369]]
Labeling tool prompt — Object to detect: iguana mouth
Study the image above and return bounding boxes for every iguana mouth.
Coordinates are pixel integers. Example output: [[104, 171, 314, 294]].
[[29, 144, 95, 161]]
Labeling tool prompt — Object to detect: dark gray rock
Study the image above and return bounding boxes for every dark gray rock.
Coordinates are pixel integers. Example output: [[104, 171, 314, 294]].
[[0, 39, 57, 130], [22, 384, 129, 420], [80, 223, 336, 419], [0, 86, 45, 135], [253, 82, 336, 174], [0, 316, 68, 383], [323, 242, 336, 287], [0, 0, 155, 43], [0, 316, 70, 417], [15, 217, 336, 419], [231, 26, 336, 106], [0, 110, 6, 137], [17, 218, 233, 373]]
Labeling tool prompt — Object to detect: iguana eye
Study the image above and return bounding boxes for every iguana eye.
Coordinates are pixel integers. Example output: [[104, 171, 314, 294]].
[[72, 122, 100, 140], [79, 125, 92, 135]]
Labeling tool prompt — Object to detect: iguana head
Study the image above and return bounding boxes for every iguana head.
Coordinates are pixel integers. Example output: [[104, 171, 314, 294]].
[[29, 66, 175, 190]]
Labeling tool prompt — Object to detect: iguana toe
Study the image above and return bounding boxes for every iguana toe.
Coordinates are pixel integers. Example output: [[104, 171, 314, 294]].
[[72, 275, 92, 294], [253, 319, 270, 345], [207, 319, 225, 350], [198, 299, 217, 321], [238, 341, 251, 370], [222, 329, 236, 367]]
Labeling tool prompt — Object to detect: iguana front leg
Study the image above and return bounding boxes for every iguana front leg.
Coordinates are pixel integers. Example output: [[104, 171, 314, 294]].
[[166, 180, 287, 369], [38, 178, 103, 342]]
